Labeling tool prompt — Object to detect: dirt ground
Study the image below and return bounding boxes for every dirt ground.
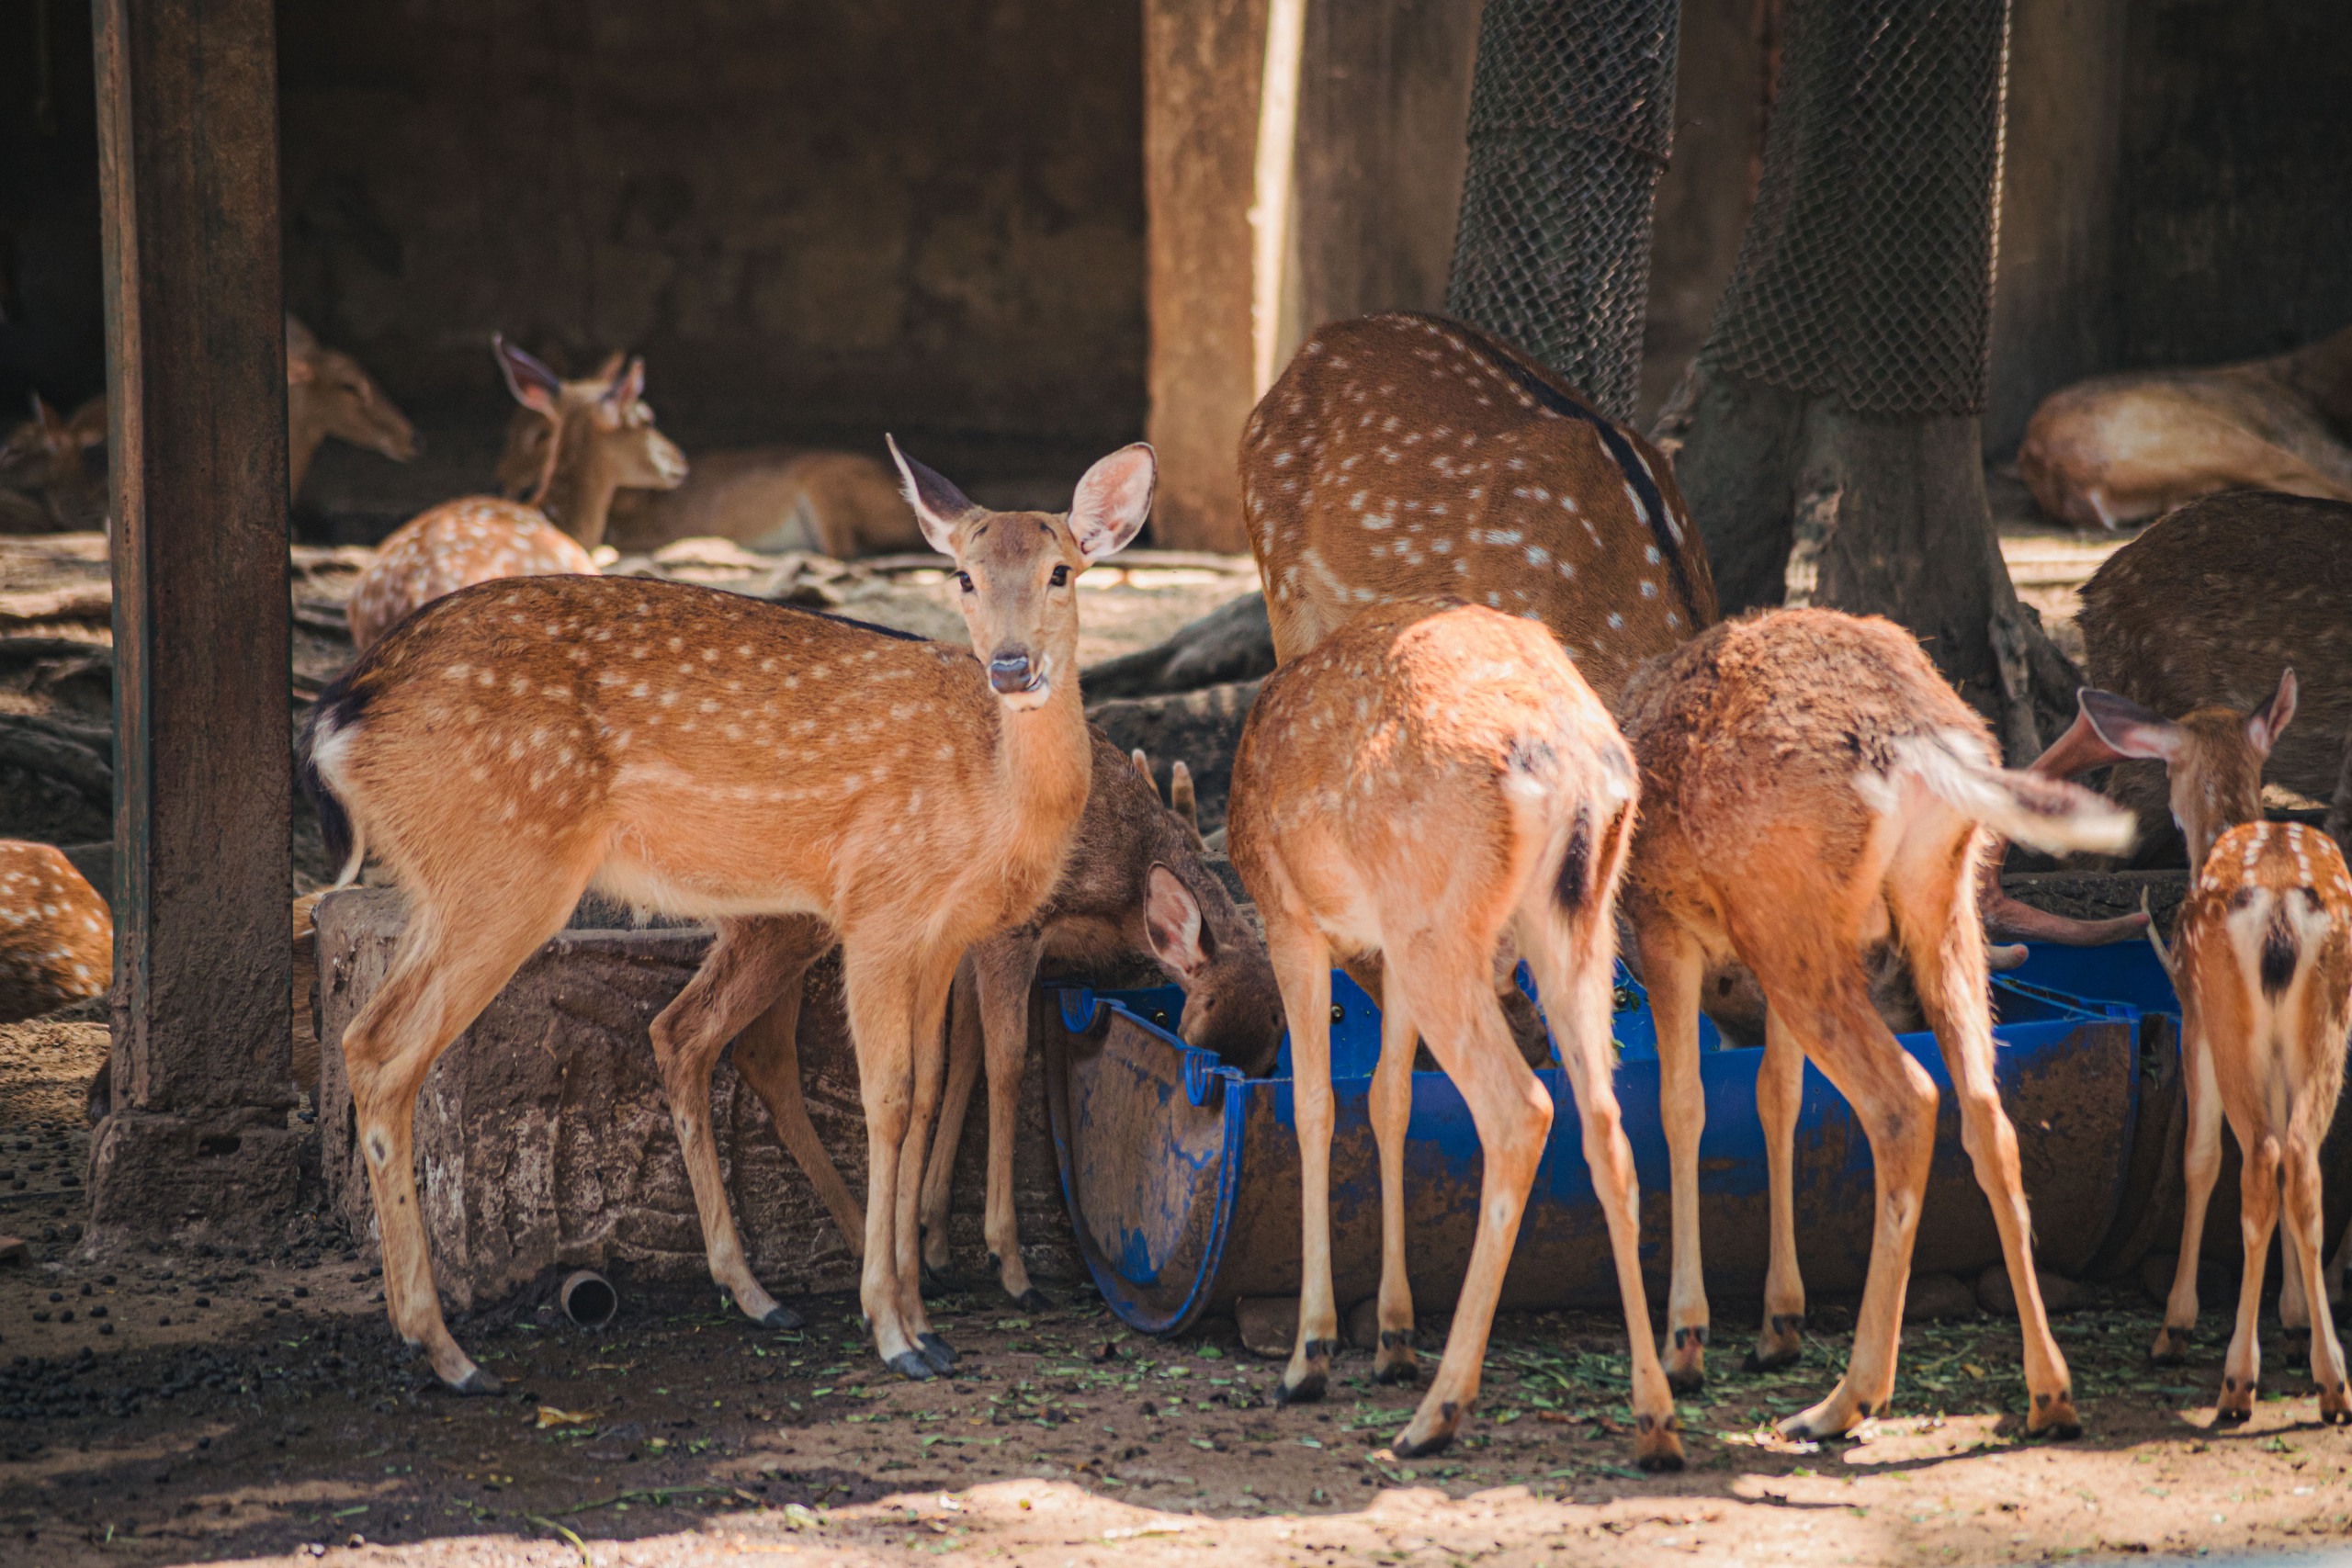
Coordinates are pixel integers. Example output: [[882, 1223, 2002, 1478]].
[[4, 1016, 2352, 1568]]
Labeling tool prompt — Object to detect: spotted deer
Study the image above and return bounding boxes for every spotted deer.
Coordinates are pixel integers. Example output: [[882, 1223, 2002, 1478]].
[[1227, 599, 1680, 1469], [494, 367, 918, 558], [684, 734, 1282, 1307], [1623, 610, 2132, 1439], [285, 316, 418, 501], [344, 341, 684, 649], [0, 841, 110, 1024], [300, 439, 1153, 1390]]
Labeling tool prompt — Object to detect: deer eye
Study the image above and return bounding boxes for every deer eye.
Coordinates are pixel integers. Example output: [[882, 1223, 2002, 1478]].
[[1049, 564, 1069, 587], [956, 571, 975, 593]]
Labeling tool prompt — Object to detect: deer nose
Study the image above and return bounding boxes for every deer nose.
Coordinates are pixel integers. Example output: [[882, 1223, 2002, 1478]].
[[988, 651, 1039, 694]]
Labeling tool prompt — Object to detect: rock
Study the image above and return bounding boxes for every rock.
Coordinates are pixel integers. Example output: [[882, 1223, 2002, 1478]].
[[1346, 1297, 1382, 1351], [1081, 593, 1273, 701], [1977, 1263, 2087, 1316], [1235, 1296, 1297, 1359], [2140, 1251, 2178, 1306], [1905, 1272, 1978, 1322]]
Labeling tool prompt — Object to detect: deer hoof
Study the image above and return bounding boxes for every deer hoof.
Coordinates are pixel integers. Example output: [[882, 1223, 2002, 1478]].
[[887, 1350, 937, 1382], [1636, 1442, 1687, 1474], [1743, 1344, 1801, 1374], [1666, 1363, 1707, 1395], [1276, 1369, 1327, 1405], [1011, 1287, 1054, 1314], [1388, 1422, 1456, 1461], [2150, 1327, 2190, 1364], [449, 1366, 503, 1397], [758, 1304, 803, 1332], [918, 1333, 959, 1373]]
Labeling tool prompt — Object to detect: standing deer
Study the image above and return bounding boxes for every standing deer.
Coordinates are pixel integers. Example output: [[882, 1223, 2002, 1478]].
[[665, 733, 1283, 1309], [1622, 609, 2130, 1438], [286, 316, 419, 501], [1227, 599, 1681, 1469], [2070, 492, 2352, 864], [301, 439, 1152, 1389], [344, 340, 684, 649], [2018, 327, 2352, 529]]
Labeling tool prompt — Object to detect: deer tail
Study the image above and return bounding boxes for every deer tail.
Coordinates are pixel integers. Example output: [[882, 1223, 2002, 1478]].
[[1868, 729, 2136, 859], [300, 676, 369, 889]]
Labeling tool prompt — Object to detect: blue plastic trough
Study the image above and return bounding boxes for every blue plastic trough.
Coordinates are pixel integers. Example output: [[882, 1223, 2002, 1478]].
[[1040, 945, 2180, 1337]]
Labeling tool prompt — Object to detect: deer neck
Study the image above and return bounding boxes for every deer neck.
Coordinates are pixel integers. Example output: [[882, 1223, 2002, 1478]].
[[536, 422, 622, 548], [287, 398, 328, 500], [987, 660, 1093, 897]]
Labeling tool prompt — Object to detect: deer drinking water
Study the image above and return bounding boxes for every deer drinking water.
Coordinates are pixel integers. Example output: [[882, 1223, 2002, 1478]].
[[1227, 599, 1681, 1470], [344, 341, 684, 649], [303, 439, 1153, 1389], [1621, 609, 2132, 1437]]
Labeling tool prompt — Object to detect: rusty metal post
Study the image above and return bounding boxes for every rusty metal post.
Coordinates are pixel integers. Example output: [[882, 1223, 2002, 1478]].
[[86, 0, 300, 1241]]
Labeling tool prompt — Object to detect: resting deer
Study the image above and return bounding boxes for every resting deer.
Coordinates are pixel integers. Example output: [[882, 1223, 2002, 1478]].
[[0, 841, 110, 1023], [688, 735, 1282, 1307], [301, 438, 1152, 1390], [286, 316, 419, 501], [1622, 609, 2131, 1438], [495, 371, 919, 558], [1227, 599, 1680, 1469], [2018, 327, 2352, 529], [344, 340, 684, 649], [0, 395, 107, 531], [2070, 491, 2352, 865]]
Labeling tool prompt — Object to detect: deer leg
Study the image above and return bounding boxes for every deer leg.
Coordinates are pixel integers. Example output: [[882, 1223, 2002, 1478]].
[[838, 943, 932, 1379], [1638, 920, 1710, 1393], [1527, 892, 1683, 1473], [2155, 1030, 2224, 1364], [649, 916, 828, 1331], [916, 956, 986, 1284], [2220, 1125, 2282, 1424], [1367, 967, 1419, 1386], [1266, 905, 1339, 1406], [893, 944, 961, 1371], [729, 935, 868, 1258], [1751, 1009, 1809, 1372], [2282, 1217, 2312, 1335], [1381, 929, 1554, 1460], [345, 874, 589, 1393], [2287, 1103, 2352, 1423], [1898, 866, 2077, 1438], [970, 935, 1049, 1309]]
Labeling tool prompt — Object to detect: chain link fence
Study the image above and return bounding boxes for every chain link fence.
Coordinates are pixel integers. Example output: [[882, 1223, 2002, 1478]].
[[1701, 0, 2009, 416], [1445, 0, 1681, 422]]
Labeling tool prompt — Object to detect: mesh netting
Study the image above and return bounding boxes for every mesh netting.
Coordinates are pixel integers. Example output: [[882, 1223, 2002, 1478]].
[[1445, 0, 1681, 423], [1701, 0, 2009, 416]]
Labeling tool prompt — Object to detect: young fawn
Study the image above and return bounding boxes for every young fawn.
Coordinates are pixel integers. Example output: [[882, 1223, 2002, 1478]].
[[675, 734, 1282, 1308], [1227, 599, 1681, 1469], [302, 440, 1153, 1389], [2036, 671, 2352, 1416], [344, 341, 684, 649], [1621, 610, 2132, 1438]]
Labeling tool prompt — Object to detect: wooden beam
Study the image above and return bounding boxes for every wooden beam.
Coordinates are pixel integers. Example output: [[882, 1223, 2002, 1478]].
[[88, 0, 299, 1236]]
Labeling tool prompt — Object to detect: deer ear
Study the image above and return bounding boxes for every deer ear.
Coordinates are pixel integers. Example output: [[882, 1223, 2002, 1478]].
[[493, 335, 562, 417], [1069, 443, 1155, 563], [594, 351, 627, 381], [1131, 749, 1160, 801], [1168, 761, 1205, 849], [65, 399, 107, 448], [1143, 863, 1212, 978], [602, 355, 647, 408], [285, 314, 318, 356], [2076, 688, 2183, 762], [886, 434, 976, 556], [2246, 668, 2297, 756]]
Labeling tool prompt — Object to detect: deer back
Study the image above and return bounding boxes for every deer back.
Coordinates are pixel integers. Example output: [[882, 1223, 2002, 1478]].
[[2167, 821, 2352, 1081], [0, 840, 111, 1024], [1241, 312, 1716, 704], [603, 447, 924, 558], [2076, 492, 2351, 852], [345, 498, 597, 651]]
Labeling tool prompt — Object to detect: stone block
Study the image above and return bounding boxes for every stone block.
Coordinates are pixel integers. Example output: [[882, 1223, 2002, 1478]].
[[313, 888, 1080, 1312]]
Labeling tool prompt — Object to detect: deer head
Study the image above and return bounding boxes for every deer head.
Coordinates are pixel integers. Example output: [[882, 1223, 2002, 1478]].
[[889, 436, 1154, 712], [286, 316, 419, 482], [494, 338, 687, 546], [2042, 669, 2298, 871]]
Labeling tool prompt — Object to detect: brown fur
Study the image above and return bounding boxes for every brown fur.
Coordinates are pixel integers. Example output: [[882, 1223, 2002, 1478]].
[[306, 442, 1152, 1390], [0, 395, 107, 531], [1241, 313, 1717, 707], [2018, 328, 2352, 529], [1617, 609, 2128, 1439], [0, 841, 109, 1023], [2073, 492, 2352, 863], [1227, 600, 1680, 1472], [286, 316, 418, 500]]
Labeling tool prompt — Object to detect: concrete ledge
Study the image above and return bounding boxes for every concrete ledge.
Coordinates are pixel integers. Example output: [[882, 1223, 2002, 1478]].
[[313, 888, 1080, 1312], [87, 1109, 305, 1242]]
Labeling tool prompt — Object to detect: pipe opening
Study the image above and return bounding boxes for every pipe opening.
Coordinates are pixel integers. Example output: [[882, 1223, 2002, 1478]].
[[560, 1269, 617, 1329]]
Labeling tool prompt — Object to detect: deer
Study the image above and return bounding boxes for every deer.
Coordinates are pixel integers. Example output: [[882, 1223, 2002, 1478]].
[[2018, 326, 2352, 529], [343, 340, 685, 650], [285, 316, 419, 502], [300, 437, 1153, 1391], [1225, 598, 1679, 1469], [2073, 679, 2352, 1421], [0, 841, 110, 1024], [1620, 608, 2132, 1438], [0, 395, 107, 531], [661, 735, 1283, 1309], [2068, 491, 2352, 865], [493, 365, 920, 558]]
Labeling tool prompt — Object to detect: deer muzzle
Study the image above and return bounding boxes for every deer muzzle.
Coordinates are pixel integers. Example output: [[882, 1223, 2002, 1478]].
[[989, 650, 1043, 696]]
